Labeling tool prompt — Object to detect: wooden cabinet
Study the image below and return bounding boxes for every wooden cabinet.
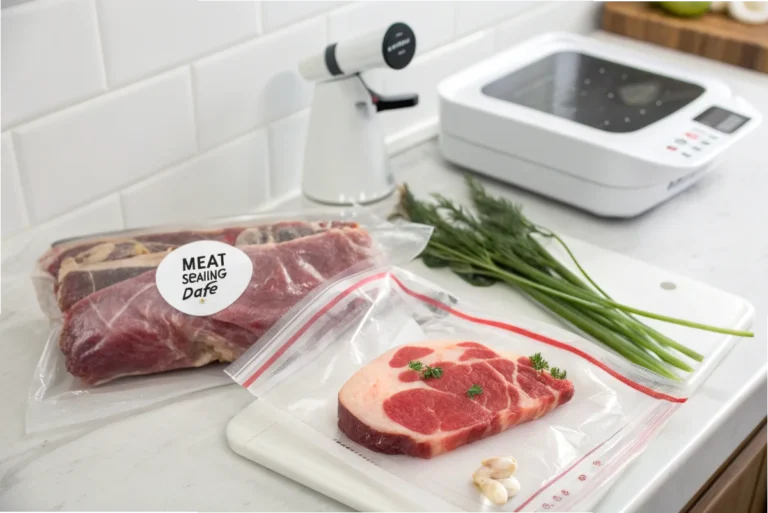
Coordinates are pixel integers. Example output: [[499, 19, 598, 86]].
[[682, 419, 767, 513]]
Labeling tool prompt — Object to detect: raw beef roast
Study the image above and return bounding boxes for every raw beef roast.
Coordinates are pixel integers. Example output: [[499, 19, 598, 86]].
[[41, 221, 359, 314], [59, 226, 375, 386], [338, 340, 575, 458]]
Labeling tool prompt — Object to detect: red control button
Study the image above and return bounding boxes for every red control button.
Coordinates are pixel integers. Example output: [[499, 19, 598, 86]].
[[685, 132, 699, 139], [667, 145, 678, 151]]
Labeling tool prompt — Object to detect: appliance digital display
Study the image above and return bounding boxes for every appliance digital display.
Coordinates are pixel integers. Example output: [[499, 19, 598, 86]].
[[480, 51, 705, 134], [694, 106, 750, 134]]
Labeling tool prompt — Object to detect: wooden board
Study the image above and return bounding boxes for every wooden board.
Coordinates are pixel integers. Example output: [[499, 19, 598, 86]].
[[601, 2, 768, 73]]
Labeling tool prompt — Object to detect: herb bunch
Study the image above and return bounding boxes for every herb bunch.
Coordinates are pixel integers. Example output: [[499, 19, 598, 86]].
[[391, 177, 754, 382]]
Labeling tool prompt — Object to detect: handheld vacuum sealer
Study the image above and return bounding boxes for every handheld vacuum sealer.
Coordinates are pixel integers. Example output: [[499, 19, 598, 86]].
[[438, 33, 762, 218]]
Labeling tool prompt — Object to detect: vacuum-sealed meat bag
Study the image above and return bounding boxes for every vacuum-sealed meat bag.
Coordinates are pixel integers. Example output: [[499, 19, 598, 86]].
[[227, 266, 689, 512], [35, 220, 361, 320], [26, 211, 432, 432]]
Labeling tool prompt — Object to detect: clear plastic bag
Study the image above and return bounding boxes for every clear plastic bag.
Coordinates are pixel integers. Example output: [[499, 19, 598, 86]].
[[22, 209, 432, 433], [226, 266, 688, 512]]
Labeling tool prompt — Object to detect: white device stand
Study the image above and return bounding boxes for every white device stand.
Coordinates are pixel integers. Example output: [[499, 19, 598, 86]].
[[298, 22, 418, 205], [302, 75, 396, 205]]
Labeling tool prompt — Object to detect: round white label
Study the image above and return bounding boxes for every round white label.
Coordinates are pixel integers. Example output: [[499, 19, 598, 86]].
[[155, 241, 253, 317]]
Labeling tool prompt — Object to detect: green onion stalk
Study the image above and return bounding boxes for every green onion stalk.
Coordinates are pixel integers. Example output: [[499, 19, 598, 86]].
[[391, 176, 753, 382]]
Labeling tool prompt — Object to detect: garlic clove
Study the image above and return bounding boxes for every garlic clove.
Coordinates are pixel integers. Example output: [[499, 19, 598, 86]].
[[472, 465, 494, 485], [710, 1, 728, 12], [481, 456, 518, 478], [480, 479, 509, 506], [497, 476, 521, 497]]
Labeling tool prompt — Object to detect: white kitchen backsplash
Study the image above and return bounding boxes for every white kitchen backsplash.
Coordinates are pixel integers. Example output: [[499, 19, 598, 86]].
[[0, 0, 601, 245]]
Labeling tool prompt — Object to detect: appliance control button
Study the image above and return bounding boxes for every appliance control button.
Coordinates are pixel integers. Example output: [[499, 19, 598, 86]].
[[682, 152, 692, 158], [701, 140, 711, 146], [667, 145, 678, 151], [692, 146, 702, 151], [685, 132, 699, 139], [675, 138, 687, 145]]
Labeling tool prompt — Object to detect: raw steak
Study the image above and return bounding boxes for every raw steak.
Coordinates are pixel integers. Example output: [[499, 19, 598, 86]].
[[338, 340, 575, 458], [44, 221, 359, 313], [41, 221, 358, 280], [60, 227, 375, 386], [56, 252, 171, 313], [42, 228, 243, 278]]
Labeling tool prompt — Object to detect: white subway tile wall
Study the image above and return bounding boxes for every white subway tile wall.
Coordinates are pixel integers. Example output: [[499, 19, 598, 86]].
[[193, 17, 326, 149], [0, 0, 600, 247], [454, 1, 537, 36], [97, 0, 261, 86], [261, 1, 345, 33], [14, 68, 197, 223], [1, 133, 27, 236], [1, 0, 106, 129], [120, 130, 269, 228], [495, 0, 601, 50], [267, 109, 310, 199]]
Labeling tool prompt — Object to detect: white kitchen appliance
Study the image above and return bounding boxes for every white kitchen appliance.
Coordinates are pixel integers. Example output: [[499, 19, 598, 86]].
[[299, 23, 419, 205], [438, 33, 762, 218]]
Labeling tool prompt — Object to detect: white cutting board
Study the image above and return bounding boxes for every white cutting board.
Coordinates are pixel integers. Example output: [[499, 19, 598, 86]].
[[225, 235, 754, 512]]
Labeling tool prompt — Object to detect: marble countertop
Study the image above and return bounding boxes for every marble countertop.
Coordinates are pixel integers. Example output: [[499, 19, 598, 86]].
[[1, 32, 767, 512]]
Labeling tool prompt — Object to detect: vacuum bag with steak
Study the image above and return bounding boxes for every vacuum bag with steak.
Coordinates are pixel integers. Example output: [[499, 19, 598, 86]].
[[227, 266, 689, 512], [26, 211, 432, 433]]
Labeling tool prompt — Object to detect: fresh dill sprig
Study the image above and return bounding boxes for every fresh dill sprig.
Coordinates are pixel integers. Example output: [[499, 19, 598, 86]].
[[529, 352, 549, 372], [393, 178, 754, 382]]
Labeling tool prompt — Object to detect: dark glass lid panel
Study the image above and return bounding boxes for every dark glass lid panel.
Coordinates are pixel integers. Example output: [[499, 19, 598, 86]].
[[481, 51, 706, 133]]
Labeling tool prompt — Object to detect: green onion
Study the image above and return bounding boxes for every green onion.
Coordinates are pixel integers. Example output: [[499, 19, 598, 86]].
[[391, 176, 753, 380]]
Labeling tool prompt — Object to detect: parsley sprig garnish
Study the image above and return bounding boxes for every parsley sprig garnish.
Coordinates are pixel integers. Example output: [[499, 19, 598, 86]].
[[528, 353, 568, 380], [408, 360, 443, 380], [550, 367, 567, 380], [467, 384, 483, 398]]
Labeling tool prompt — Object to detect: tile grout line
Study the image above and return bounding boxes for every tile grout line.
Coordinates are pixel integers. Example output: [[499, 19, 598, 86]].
[[262, 127, 272, 206], [257, 0, 266, 35], [29, 127, 268, 229], [265, 118, 278, 199], [5, 134, 31, 231], [187, 65, 202, 152], [90, 0, 111, 90], [452, 2, 459, 40]]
